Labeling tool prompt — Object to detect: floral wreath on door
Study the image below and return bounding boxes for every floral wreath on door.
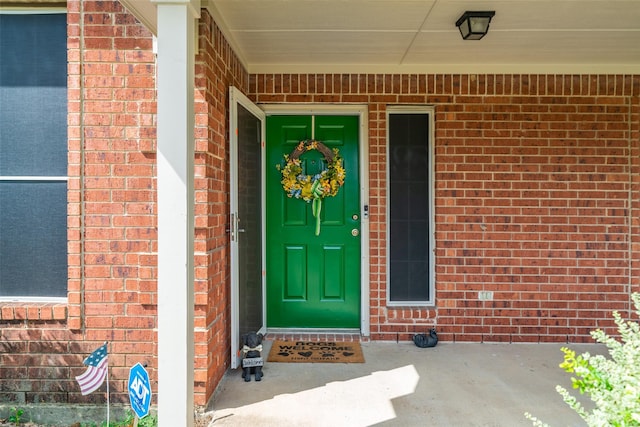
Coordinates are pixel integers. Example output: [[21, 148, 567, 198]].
[[277, 140, 345, 235]]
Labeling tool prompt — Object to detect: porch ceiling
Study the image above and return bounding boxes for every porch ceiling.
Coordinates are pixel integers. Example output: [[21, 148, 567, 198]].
[[127, 0, 640, 74]]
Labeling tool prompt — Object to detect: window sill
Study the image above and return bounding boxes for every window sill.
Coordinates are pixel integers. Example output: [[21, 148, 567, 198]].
[[386, 302, 436, 308], [0, 301, 67, 321]]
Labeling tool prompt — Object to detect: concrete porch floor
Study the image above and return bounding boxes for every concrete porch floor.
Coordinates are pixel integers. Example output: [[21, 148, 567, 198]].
[[203, 340, 603, 426]]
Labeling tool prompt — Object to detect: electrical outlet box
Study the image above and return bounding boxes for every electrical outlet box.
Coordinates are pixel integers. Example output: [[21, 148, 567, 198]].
[[479, 291, 494, 301]]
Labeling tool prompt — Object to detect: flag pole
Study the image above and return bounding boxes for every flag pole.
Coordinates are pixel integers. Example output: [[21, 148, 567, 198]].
[[105, 341, 110, 426]]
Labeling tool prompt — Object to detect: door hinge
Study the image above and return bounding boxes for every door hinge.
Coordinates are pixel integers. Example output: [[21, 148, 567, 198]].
[[230, 213, 236, 241]]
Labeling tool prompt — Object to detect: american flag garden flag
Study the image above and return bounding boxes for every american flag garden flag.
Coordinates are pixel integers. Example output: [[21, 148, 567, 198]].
[[75, 343, 108, 395]]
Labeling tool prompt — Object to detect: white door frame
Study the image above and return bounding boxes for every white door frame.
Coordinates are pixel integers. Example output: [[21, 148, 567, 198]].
[[261, 104, 370, 336], [229, 87, 267, 368]]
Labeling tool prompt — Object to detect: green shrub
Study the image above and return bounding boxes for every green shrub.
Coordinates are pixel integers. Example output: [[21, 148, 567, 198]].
[[81, 410, 157, 427], [8, 407, 24, 425], [526, 293, 640, 427]]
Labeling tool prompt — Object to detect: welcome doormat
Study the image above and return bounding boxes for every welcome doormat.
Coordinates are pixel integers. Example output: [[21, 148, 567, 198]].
[[267, 340, 365, 363]]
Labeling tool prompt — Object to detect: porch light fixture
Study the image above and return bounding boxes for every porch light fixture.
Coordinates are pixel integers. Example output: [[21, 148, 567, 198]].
[[455, 11, 495, 40]]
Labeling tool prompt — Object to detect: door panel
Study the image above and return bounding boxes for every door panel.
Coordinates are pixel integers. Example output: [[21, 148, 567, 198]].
[[229, 87, 265, 369], [284, 245, 306, 299], [237, 103, 263, 332], [266, 115, 360, 328], [322, 246, 344, 299]]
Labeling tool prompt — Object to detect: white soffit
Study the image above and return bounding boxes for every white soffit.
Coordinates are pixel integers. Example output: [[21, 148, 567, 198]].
[[120, 0, 640, 74], [206, 0, 640, 74]]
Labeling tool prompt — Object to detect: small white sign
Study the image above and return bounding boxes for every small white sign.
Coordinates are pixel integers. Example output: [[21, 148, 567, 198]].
[[242, 357, 264, 368]]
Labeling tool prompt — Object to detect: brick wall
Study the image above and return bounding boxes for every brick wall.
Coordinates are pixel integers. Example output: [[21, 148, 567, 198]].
[[193, 12, 249, 406], [251, 74, 640, 343], [1, 0, 158, 406], [0, 2, 250, 408], [70, 0, 158, 403]]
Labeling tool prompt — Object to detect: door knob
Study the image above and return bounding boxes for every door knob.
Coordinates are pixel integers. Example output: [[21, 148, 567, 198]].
[[351, 229, 359, 237]]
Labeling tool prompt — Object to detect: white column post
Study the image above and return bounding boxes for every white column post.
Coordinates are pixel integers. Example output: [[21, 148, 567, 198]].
[[151, 1, 200, 426]]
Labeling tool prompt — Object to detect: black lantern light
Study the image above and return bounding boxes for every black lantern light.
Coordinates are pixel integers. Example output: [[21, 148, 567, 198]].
[[455, 11, 495, 40]]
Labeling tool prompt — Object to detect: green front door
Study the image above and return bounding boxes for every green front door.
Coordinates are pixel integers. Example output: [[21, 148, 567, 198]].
[[266, 115, 360, 328]]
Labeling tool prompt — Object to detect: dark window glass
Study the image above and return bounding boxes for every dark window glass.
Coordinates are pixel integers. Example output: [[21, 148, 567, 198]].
[[0, 182, 68, 297], [389, 113, 431, 302], [0, 13, 68, 298]]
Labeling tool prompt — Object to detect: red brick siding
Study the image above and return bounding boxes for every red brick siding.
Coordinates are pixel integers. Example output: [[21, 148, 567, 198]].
[[251, 74, 640, 343], [74, 0, 158, 402], [193, 12, 249, 406], [1, 0, 158, 406], [0, 2, 249, 408]]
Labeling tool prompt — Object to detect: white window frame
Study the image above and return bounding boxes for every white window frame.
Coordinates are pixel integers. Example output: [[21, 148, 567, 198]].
[[386, 106, 436, 307], [0, 8, 68, 302]]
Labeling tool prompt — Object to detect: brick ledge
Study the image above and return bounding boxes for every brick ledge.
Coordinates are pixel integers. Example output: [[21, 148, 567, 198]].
[[0, 302, 67, 321]]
